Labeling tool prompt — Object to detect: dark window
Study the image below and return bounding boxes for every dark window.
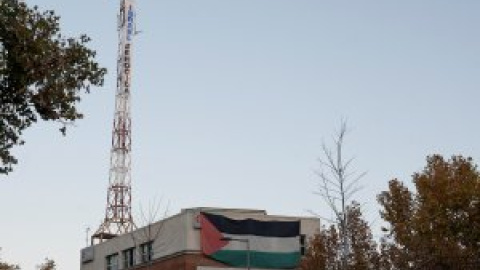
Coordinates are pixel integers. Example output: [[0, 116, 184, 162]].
[[106, 253, 119, 270], [300, 234, 306, 255], [140, 241, 153, 263], [122, 247, 135, 268]]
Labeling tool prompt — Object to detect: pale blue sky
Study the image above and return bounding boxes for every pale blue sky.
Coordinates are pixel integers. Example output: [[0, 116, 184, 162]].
[[1, 0, 479, 269]]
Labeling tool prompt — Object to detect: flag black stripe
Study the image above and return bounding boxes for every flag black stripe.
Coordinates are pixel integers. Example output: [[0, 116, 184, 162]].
[[202, 212, 299, 237]]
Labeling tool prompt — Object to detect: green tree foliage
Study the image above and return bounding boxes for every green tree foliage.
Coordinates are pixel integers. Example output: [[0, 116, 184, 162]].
[[0, 0, 106, 174], [300, 202, 380, 270], [378, 155, 480, 269]]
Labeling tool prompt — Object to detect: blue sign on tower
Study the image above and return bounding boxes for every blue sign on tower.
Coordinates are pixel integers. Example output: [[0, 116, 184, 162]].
[[127, 5, 134, 41]]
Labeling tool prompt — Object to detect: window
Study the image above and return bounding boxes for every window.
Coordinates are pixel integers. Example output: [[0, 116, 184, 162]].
[[300, 234, 306, 255], [140, 241, 153, 263], [122, 248, 135, 268], [106, 253, 119, 270]]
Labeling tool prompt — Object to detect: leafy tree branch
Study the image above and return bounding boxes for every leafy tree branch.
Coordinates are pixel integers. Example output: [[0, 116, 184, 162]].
[[0, 0, 106, 174]]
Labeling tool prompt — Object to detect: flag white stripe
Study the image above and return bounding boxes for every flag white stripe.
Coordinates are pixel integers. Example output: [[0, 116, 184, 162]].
[[222, 233, 300, 253]]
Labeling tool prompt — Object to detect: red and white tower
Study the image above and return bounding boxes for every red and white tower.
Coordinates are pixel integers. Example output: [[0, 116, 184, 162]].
[[92, 0, 136, 243]]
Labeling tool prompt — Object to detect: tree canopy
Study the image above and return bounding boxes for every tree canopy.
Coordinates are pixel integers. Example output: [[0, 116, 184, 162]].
[[0, 262, 18, 270], [300, 202, 380, 270], [303, 122, 379, 270], [304, 154, 480, 270], [37, 259, 55, 270], [378, 155, 480, 269], [0, 257, 54, 270], [0, 0, 106, 174]]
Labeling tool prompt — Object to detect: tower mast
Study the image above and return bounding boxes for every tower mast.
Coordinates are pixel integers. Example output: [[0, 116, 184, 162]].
[[92, 0, 136, 244]]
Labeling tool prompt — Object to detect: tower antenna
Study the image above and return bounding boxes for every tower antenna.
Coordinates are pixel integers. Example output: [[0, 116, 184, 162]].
[[92, 0, 136, 244]]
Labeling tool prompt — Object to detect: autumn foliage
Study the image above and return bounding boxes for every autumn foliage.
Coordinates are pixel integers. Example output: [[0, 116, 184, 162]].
[[300, 202, 380, 270], [0, 258, 54, 270], [378, 155, 480, 269], [302, 155, 480, 270], [0, 262, 18, 270]]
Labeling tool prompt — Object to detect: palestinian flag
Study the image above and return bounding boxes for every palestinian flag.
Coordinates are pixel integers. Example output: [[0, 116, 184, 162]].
[[199, 212, 301, 269]]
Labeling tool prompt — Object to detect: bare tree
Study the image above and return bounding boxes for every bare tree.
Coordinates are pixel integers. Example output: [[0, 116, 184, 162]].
[[313, 121, 366, 269], [130, 198, 170, 269]]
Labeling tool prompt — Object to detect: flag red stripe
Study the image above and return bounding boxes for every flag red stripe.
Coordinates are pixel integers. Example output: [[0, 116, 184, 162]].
[[200, 213, 228, 255]]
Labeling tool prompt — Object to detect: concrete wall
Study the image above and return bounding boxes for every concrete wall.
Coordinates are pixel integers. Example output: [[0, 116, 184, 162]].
[[81, 211, 188, 270], [81, 208, 320, 270]]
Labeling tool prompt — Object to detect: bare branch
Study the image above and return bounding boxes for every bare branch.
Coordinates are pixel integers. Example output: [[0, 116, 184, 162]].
[[311, 120, 368, 268], [306, 209, 336, 223]]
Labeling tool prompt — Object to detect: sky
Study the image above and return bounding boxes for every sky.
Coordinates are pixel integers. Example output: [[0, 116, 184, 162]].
[[1, 0, 479, 269]]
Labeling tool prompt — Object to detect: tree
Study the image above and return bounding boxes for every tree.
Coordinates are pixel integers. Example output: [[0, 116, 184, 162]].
[[37, 258, 55, 270], [300, 225, 338, 270], [311, 122, 368, 267], [345, 203, 380, 270], [0, 0, 106, 174], [301, 202, 380, 270], [0, 248, 18, 270], [0, 248, 55, 270], [0, 262, 18, 270], [131, 199, 170, 269], [378, 155, 480, 269], [0, 259, 54, 270], [304, 122, 379, 270]]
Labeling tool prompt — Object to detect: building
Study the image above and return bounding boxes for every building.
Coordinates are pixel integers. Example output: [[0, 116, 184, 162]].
[[81, 207, 319, 270]]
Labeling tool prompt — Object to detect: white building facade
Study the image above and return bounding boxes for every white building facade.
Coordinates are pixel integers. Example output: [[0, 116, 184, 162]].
[[81, 207, 319, 270]]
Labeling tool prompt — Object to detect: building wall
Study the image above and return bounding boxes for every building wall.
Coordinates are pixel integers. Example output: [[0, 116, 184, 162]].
[[82, 211, 188, 270], [81, 208, 320, 270], [135, 253, 226, 270]]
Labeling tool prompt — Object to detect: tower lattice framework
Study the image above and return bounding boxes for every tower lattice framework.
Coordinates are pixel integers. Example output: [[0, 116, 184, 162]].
[[92, 0, 136, 244]]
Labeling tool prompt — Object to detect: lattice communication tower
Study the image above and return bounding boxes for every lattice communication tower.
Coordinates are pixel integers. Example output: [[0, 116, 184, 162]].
[[92, 0, 137, 244]]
